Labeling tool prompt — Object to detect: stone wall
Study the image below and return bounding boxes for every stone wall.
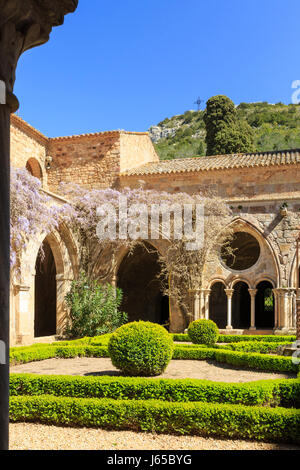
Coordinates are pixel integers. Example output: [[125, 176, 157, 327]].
[[10, 115, 48, 186], [119, 132, 159, 172], [120, 165, 300, 202], [47, 132, 121, 192]]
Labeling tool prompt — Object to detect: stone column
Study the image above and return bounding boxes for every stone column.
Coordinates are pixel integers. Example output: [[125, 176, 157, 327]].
[[225, 289, 234, 330], [273, 288, 296, 333], [193, 290, 200, 321], [199, 289, 205, 319], [204, 289, 211, 320], [248, 289, 257, 330], [272, 289, 278, 329], [15, 284, 32, 344], [0, 0, 78, 450]]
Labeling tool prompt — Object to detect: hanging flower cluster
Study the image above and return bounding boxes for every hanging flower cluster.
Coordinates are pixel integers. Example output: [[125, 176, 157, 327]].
[[10, 167, 73, 269], [60, 183, 233, 318]]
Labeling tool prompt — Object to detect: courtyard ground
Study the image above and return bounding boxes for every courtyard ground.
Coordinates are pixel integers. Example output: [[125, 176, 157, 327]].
[[9, 423, 300, 450], [11, 357, 297, 382]]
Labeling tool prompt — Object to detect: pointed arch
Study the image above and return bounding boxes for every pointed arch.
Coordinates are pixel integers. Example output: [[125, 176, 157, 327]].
[[225, 217, 280, 283]]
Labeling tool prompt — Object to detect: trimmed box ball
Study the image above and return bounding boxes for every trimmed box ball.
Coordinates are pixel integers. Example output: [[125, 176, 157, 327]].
[[188, 319, 219, 345], [108, 321, 174, 376]]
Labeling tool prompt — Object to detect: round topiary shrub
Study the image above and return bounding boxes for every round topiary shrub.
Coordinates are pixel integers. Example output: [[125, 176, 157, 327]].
[[188, 319, 219, 345], [108, 321, 174, 376]]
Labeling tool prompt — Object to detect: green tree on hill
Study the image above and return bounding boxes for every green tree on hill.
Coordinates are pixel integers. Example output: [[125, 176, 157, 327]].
[[204, 95, 254, 156]]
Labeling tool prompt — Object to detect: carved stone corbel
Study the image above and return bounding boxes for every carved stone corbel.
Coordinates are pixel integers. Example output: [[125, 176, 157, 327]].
[[0, 0, 78, 111]]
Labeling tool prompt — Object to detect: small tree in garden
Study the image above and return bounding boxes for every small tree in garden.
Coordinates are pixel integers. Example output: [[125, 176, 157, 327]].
[[64, 272, 127, 338]]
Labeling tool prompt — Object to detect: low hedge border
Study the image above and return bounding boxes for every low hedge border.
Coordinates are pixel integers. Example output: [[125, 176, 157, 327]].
[[172, 341, 292, 354], [10, 345, 109, 365], [9, 373, 300, 408], [9, 395, 300, 443], [212, 341, 291, 354], [173, 346, 298, 373], [11, 344, 299, 374], [172, 334, 296, 343]]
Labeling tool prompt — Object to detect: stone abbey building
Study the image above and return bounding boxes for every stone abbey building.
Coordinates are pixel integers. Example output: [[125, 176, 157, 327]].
[[10, 114, 300, 345]]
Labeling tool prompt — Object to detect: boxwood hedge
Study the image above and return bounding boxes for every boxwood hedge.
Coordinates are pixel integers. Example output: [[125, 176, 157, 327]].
[[9, 373, 300, 408], [9, 395, 300, 443], [213, 341, 291, 354], [172, 334, 296, 343]]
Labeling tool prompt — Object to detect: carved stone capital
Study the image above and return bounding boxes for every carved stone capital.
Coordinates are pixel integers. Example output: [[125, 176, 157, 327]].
[[248, 288, 258, 298], [0, 0, 78, 111], [225, 288, 234, 299]]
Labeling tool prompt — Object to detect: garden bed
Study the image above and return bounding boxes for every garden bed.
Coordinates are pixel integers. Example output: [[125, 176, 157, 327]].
[[9, 333, 300, 444]]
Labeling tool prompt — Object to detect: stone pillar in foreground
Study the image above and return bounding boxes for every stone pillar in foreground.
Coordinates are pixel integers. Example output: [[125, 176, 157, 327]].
[[0, 0, 78, 450]]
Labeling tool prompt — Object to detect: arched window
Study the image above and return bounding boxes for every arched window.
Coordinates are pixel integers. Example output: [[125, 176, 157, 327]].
[[26, 158, 43, 180], [221, 232, 260, 271]]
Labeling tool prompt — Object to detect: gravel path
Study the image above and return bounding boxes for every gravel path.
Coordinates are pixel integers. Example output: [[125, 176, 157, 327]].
[[11, 357, 296, 382], [9, 423, 299, 450]]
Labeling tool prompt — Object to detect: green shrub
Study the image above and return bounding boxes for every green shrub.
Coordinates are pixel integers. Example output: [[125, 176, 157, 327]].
[[218, 335, 296, 343], [174, 345, 298, 373], [213, 349, 298, 373], [172, 334, 296, 344], [108, 321, 174, 376], [188, 319, 219, 345], [64, 272, 127, 338], [172, 334, 189, 342], [10, 395, 300, 443], [212, 341, 291, 354], [10, 373, 300, 408], [10, 345, 109, 365]]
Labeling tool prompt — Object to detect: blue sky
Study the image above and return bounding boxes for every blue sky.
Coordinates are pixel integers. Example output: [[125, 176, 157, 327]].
[[14, 0, 300, 137]]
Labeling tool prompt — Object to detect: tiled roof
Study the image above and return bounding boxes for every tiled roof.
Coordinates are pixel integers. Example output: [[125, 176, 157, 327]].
[[11, 114, 149, 142], [49, 130, 148, 141], [121, 150, 300, 176]]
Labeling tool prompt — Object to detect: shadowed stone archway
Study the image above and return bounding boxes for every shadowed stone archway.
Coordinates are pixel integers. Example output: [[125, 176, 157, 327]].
[[255, 281, 275, 329], [117, 244, 169, 328], [34, 240, 57, 337], [209, 282, 227, 329], [232, 281, 251, 329]]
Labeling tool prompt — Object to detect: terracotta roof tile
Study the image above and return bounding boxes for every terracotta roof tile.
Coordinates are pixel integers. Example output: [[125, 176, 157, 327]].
[[121, 149, 300, 176]]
